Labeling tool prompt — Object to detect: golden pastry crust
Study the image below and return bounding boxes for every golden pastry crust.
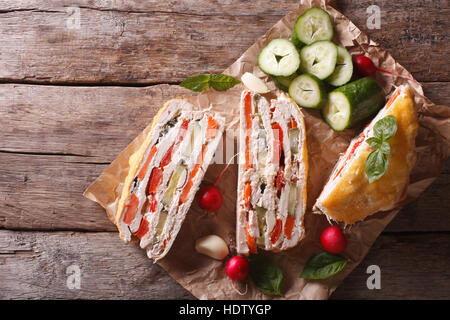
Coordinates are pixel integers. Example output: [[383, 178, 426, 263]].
[[316, 86, 418, 224]]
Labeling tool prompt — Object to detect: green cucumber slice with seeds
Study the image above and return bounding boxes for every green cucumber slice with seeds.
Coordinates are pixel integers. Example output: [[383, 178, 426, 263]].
[[273, 73, 298, 91], [292, 7, 334, 46], [258, 39, 300, 77], [326, 46, 354, 86], [322, 77, 385, 131], [299, 41, 337, 80], [288, 73, 327, 109], [291, 27, 303, 49]]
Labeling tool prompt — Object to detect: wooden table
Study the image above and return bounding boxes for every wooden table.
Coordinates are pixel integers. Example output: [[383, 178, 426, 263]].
[[0, 0, 449, 300]]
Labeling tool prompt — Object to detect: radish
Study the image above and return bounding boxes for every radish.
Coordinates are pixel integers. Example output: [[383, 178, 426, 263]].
[[226, 256, 250, 281], [196, 153, 239, 212], [320, 226, 347, 254], [353, 55, 416, 82], [197, 185, 223, 212]]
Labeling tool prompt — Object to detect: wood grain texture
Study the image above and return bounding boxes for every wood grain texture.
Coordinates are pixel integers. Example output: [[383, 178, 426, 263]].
[[0, 0, 447, 84], [0, 230, 194, 299], [332, 232, 450, 299], [1, 230, 449, 299], [0, 84, 191, 162]]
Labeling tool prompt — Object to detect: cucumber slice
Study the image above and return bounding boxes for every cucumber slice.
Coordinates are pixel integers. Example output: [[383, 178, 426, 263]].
[[273, 73, 298, 91], [322, 77, 385, 131], [162, 164, 187, 207], [153, 210, 168, 244], [289, 128, 300, 154], [291, 27, 303, 49], [299, 41, 337, 80], [258, 39, 300, 76], [326, 46, 353, 86], [255, 206, 267, 246], [292, 7, 334, 46], [287, 183, 298, 217], [288, 73, 327, 109]]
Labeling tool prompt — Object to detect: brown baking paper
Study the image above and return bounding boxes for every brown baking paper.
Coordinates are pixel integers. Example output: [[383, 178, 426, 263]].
[[84, 0, 450, 299]]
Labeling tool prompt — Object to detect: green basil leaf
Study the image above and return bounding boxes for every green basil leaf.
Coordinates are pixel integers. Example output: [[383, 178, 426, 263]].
[[179, 74, 211, 92], [379, 141, 391, 154], [365, 149, 388, 183], [209, 73, 241, 91], [180, 73, 240, 92], [300, 252, 347, 280], [366, 137, 381, 149], [250, 255, 283, 296], [373, 115, 397, 141]]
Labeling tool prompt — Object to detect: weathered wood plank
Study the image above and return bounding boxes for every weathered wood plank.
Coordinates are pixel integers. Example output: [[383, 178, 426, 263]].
[[1, 83, 448, 162], [0, 84, 191, 162], [0, 0, 447, 83], [332, 232, 450, 299], [0, 230, 194, 299], [0, 151, 448, 232], [0, 0, 302, 16], [0, 153, 115, 231], [1, 230, 449, 299]]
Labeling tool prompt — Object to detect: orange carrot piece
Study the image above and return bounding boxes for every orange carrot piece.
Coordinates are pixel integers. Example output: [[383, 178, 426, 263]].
[[245, 135, 253, 170], [244, 182, 252, 208], [289, 117, 298, 129], [275, 167, 285, 191], [149, 193, 157, 212], [245, 223, 258, 254], [272, 122, 283, 165], [123, 193, 139, 225], [137, 145, 158, 180], [284, 215, 296, 239], [147, 167, 163, 195], [206, 116, 218, 139], [270, 219, 283, 244], [135, 218, 149, 239], [244, 92, 253, 170]]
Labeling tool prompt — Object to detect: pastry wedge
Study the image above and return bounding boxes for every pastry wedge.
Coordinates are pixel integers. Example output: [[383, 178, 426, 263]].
[[236, 90, 308, 254], [116, 99, 225, 261], [313, 85, 418, 224]]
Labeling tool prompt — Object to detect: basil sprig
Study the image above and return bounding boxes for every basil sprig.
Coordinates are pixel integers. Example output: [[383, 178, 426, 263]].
[[249, 254, 283, 296], [365, 115, 397, 183], [180, 73, 240, 92], [300, 252, 347, 280]]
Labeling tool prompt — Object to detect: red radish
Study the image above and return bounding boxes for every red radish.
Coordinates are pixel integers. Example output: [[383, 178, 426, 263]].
[[226, 256, 250, 281], [197, 185, 223, 212], [197, 153, 239, 212], [353, 55, 416, 82], [321, 226, 347, 254]]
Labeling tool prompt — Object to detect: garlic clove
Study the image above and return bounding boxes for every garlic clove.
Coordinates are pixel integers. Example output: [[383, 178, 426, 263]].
[[241, 72, 270, 94], [195, 235, 229, 260]]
